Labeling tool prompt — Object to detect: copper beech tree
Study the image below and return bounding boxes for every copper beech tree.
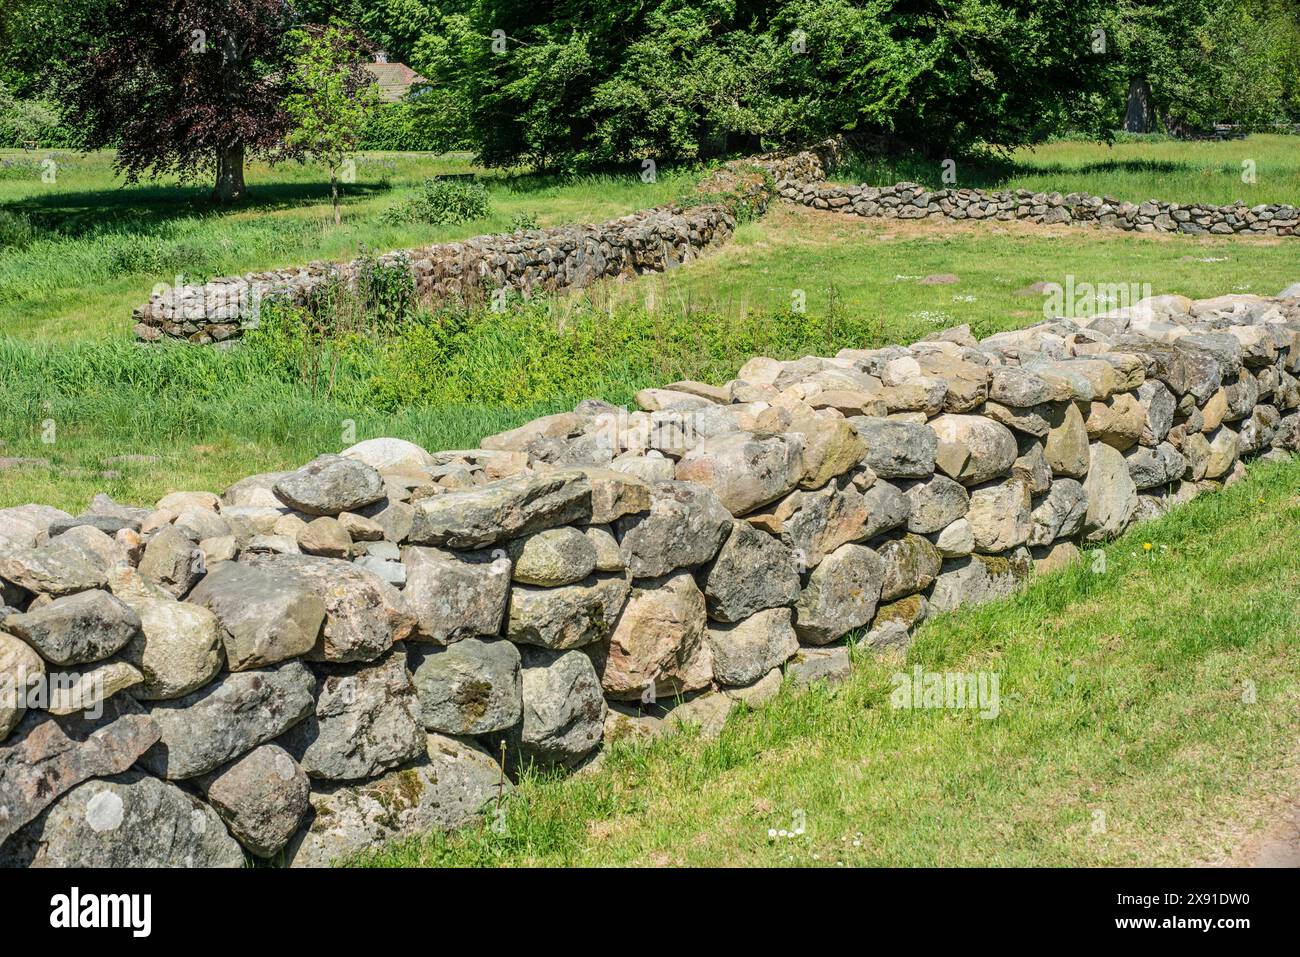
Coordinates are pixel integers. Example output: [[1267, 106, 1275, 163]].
[[63, 0, 297, 202]]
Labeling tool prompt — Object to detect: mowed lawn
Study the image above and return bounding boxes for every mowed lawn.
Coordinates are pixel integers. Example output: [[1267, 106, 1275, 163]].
[[0, 150, 699, 341], [358, 455, 1300, 867]]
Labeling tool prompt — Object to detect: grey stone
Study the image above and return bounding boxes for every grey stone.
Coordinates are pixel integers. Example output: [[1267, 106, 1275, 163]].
[[698, 521, 801, 623], [849, 417, 938, 479], [407, 469, 592, 549], [186, 561, 323, 671], [0, 770, 244, 868], [595, 571, 712, 700], [138, 525, 205, 598], [902, 474, 969, 534], [197, 743, 310, 858], [876, 534, 942, 601], [273, 454, 385, 516], [402, 547, 511, 644], [785, 645, 852, 689], [409, 637, 522, 735], [242, 554, 414, 663], [928, 551, 1032, 613], [1082, 442, 1138, 541], [285, 734, 505, 867], [0, 533, 111, 597], [513, 648, 606, 769], [794, 543, 885, 645], [929, 414, 1018, 485], [3, 589, 140, 666], [280, 651, 424, 781], [1028, 478, 1089, 546], [966, 479, 1033, 553], [0, 631, 43, 740], [707, 607, 800, 687], [1124, 442, 1188, 489], [506, 573, 630, 650], [0, 700, 160, 845], [674, 431, 805, 516], [508, 526, 597, 586], [137, 660, 315, 779], [614, 480, 731, 577]]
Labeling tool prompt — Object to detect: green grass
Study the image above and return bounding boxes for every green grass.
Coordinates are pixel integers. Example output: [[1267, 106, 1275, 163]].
[[833, 133, 1300, 207], [610, 202, 1300, 342], [356, 454, 1300, 867], [0, 150, 699, 341], [2, 137, 1298, 513]]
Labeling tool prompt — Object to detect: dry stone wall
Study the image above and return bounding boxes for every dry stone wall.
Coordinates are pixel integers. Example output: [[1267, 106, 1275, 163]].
[[781, 178, 1300, 236], [6, 278, 1300, 867], [130, 151, 826, 344]]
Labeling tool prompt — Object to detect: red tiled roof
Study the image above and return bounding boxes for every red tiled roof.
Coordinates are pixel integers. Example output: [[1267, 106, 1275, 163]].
[[363, 61, 430, 103]]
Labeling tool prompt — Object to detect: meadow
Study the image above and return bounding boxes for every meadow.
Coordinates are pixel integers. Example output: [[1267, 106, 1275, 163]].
[[2, 134, 1299, 868]]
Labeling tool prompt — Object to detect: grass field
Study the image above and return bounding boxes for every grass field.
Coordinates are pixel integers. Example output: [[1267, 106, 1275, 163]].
[[0, 150, 699, 341], [1, 135, 1297, 515], [358, 454, 1300, 867]]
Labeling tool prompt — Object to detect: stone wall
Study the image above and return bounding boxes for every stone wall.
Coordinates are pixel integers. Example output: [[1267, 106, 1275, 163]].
[[780, 178, 1300, 236], [130, 149, 833, 344], [5, 281, 1300, 866]]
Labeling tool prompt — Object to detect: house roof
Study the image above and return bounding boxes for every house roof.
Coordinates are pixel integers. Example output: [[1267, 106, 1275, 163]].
[[363, 61, 429, 103]]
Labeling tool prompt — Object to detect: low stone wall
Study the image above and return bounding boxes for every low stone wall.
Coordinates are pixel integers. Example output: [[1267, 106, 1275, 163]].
[[781, 178, 1300, 236], [130, 149, 832, 344], [5, 282, 1299, 866]]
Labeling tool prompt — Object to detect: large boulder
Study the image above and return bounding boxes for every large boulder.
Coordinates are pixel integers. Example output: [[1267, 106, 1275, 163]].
[[674, 431, 805, 516], [409, 637, 522, 735], [285, 734, 504, 867], [966, 479, 1033, 553], [794, 543, 885, 645], [707, 607, 800, 687], [0, 700, 160, 845], [407, 470, 592, 549], [187, 560, 324, 671], [0, 770, 244, 868], [137, 660, 315, 779], [849, 417, 938, 479], [197, 743, 310, 858], [242, 554, 414, 663], [402, 547, 511, 644], [928, 414, 1018, 485], [1082, 442, 1138, 541], [2, 589, 140, 666], [614, 481, 731, 577], [280, 652, 424, 781], [273, 454, 385, 516], [595, 571, 712, 700], [506, 573, 630, 650], [1084, 393, 1146, 451], [698, 521, 801, 622], [901, 474, 969, 534], [507, 526, 597, 586], [513, 648, 606, 769]]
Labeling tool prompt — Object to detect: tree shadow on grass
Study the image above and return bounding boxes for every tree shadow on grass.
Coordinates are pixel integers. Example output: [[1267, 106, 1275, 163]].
[[3, 179, 397, 240], [836, 152, 1193, 191]]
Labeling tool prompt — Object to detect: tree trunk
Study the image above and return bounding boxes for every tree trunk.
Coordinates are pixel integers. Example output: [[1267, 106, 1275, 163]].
[[330, 169, 340, 226], [213, 142, 247, 203], [1124, 77, 1155, 134]]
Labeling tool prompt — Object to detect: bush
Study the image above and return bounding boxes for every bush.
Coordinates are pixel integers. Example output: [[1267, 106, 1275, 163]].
[[381, 177, 491, 226], [0, 81, 79, 148]]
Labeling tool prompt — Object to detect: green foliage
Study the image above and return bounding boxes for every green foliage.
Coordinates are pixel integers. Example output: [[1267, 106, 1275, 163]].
[[284, 23, 382, 221], [357, 101, 455, 151], [0, 81, 77, 148], [380, 176, 490, 225]]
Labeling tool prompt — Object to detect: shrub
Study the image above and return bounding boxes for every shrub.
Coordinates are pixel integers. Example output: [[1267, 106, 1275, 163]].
[[510, 210, 541, 231], [381, 178, 491, 226]]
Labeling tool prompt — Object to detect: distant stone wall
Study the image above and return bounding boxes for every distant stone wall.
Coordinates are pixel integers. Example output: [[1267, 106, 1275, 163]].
[[782, 179, 1300, 236], [6, 282, 1299, 866], [131, 148, 834, 345]]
